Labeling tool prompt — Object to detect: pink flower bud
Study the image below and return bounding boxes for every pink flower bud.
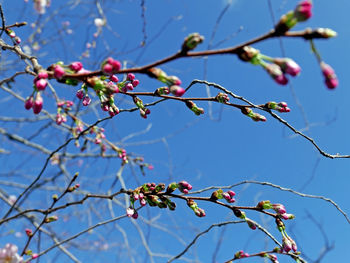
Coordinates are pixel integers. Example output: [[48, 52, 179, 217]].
[[35, 78, 47, 90], [169, 85, 186, 97], [76, 89, 84, 99], [111, 60, 121, 71], [264, 63, 288, 85], [132, 79, 140, 87], [54, 65, 65, 79], [125, 83, 134, 91], [227, 190, 235, 197], [38, 71, 48, 79], [102, 63, 113, 75], [127, 73, 135, 81], [294, 0, 312, 22], [82, 95, 91, 106], [320, 62, 338, 89], [282, 236, 292, 252], [274, 58, 301, 77], [110, 75, 119, 83], [272, 204, 286, 214], [140, 199, 147, 206], [25, 228, 33, 236], [25, 96, 34, 110], [32, 253, 39, 259], [33, 94, 43, 114], [69, 62, 83, 72]]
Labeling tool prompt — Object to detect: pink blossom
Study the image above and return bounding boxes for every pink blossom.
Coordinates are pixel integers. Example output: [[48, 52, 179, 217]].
[[0, 243, 23, 263], [126, 207, 135, 217]]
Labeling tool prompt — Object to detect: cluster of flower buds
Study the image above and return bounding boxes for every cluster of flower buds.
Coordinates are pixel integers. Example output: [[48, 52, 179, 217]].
[[148, 67, 186, 97], [234, 250, 250, 259], [238, 46, 301, 85], [5, 28, 21, 45], [264, 101, 290, 113], [133, 96, 151, 119], [320, 61, 338, 89], [24, 70, 51, 114], [187, 199, 206, 217], [241, 107, 266, 122], [34, 71, 49, 90], [0, 243, 23, 263], [210, 189, 236, 203], [275, 0, 312, 34], [257, 200, 295, 220], [185, 100, 204, 116], [56, 100, 73, 125], [25, 92, 43, 114], [126, 182, 177, 219], [101, 57, 121, 75], [215, 92, 230, 103], [181, 32, 204, 53]]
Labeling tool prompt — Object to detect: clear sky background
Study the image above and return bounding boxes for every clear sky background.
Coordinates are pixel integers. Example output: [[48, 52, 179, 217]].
[[0, 0, 349, 262]]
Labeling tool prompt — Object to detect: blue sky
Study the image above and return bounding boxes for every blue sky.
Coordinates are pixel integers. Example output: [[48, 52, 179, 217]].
[[0, 0, 349, 262]]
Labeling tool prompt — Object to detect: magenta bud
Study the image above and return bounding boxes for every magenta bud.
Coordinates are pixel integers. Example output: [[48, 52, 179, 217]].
[[69, 62, 83, 72], [126, 83, 134, 91], [35, 79, 47, 91], [38, 71, 48, 79], [82, 95, 91, 106], [103, 63, 113, 75], [110, 75, 119, 83], [169, 85, 186, 97], [54, 65, 65, 79], [132, 79, 140, 87], [76, 89, 84, 99], [127, 73, 135, 81], [25, 96, 34, 110], [33, 95, 43, 114], [111, 60, 121, 71]]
